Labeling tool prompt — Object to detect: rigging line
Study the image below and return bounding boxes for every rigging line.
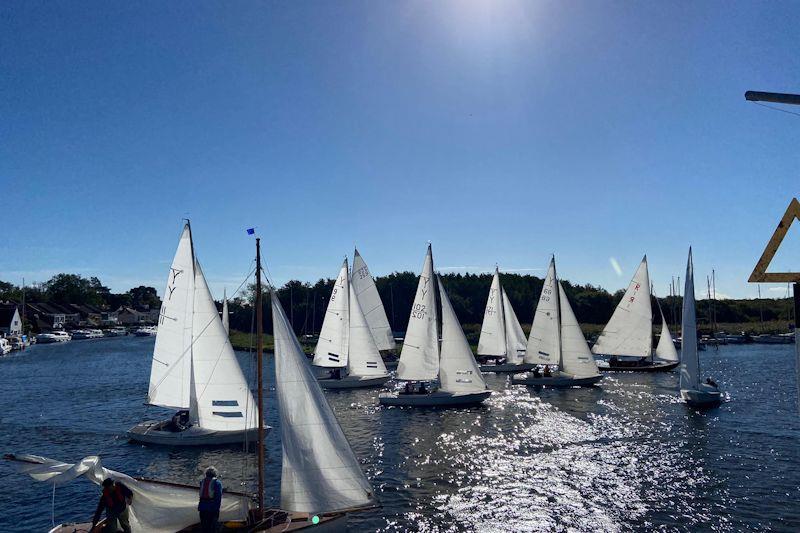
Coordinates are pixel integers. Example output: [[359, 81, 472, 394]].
[[751, 101, 800, 118]]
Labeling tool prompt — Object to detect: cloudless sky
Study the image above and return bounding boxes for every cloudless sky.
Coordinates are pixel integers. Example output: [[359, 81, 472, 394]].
[[2, 1, 799, 300]]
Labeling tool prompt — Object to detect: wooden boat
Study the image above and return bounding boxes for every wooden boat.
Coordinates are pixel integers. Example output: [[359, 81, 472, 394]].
[[477, 267, 533, 373], [679, 248, 723, 409], [379, 245, 492, 407], [312, 257, 391, 389], [127, 222, 266, 446], [511, 257, 603, 388], [592, 256, 681, 372]]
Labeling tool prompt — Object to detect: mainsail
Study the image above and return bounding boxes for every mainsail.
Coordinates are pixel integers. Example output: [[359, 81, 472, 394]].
[[524, 258, 560, 366], [438, 275, 488, 394], [557, 281, 601, 379], [271, 290, 375, 513], [680, 248, 700, 391], [397, 245, 440, 381], [502, 288, 527, 365], [189, 262, 258, 432], [313, 259, 350, 368], [477, 269, 507, 357], [148, 223, 195, 409], [592, 256, 653, 358], [347, 282, 389, 377], [351, 249, 396, 351]]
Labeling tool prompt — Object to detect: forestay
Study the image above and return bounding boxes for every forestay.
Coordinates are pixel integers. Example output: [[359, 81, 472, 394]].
[[477, 269, 507, 357], [271, 291, 375, 514], [558, 281, 600, 378], [438, 275, 488, 394], [351, 249, 396, 351], [313, 260, 350, 368], [347, 283, 389, 377], [524, 258, 560, 366], [397, 245, 440, 381], [148, 223, 195, 410], [189, 262, 257, 432], [592, 257, 653, 357], [7, 454, 250, 533], [502, 288, 527, 365], [680, 248, 700, 391]]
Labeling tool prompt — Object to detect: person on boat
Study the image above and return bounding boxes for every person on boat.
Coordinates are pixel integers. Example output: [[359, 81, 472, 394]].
[[609, 355, 618, 366], [532, 366, 541, 378], [543, 365, 552, 377], [705, 377, 718, 388], [403, 382, 411, 395], [419, 382, 428, 394], [92, 478, 133, 533], [198, 466, 223, 533], [169, 410, 189, 432]]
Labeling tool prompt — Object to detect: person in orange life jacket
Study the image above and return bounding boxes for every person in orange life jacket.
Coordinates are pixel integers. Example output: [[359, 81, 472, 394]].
[[198, 466, 223, 533], [92, 478, 133, 533]]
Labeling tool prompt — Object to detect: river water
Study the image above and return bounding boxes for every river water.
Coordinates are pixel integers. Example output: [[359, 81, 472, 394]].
[[1, 337, 798, 532]]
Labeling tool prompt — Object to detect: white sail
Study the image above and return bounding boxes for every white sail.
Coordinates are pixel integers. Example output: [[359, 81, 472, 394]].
[[221, 289, 229, 335], [502, 288, 527, 365], [524, 258, 560, 366], [271, 290, 376, 513], [148, 223, 195, 409], [313, 260, 350, 368], [351, 248, 396, 351], [477, 269, 507, 357], [558, 281, 600, 378], [397, 244, 440, 381], [592, 256, 653, 357], [438, 275, 487, 394], [655, 308, 679, 363], [347, 282, 389, 377], [189, 262, 258, 432], [680, 248, 700, 391]]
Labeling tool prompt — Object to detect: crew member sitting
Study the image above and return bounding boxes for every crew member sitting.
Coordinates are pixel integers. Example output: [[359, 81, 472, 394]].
[[705, 377, 718, 388], [170, 410, 189, 431], [92, 478, 133, 533], [543, 365, 552, 377], [419, 382, 428, 394], [532, 366, 541, 378], [403, 382, 411, 395]]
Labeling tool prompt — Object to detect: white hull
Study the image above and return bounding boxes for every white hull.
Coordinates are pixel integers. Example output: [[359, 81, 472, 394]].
[[318, 374, 391, 389], [681, 386, 722, 408], [511, 373, 602, 388], [127, 419, 270, 446], [379, 390, 491, 407], [479, 362, 534, 373]]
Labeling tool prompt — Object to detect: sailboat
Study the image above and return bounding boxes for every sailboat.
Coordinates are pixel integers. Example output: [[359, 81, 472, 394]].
[[313, 259, 391, 389], [592, 256, 680, 372], [477, 267, 534, 373], [7, 236, 378, 532], [679, 247, 723, 408], [127, 222, 263, 446], [379, 244, 492, 407], [512, 257, 603, 387], [221, 288, 229, 335]]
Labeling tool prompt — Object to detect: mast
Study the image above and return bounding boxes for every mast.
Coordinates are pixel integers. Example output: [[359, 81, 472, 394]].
[[255, 237, 265, 520], [553, 257, 563, 368]]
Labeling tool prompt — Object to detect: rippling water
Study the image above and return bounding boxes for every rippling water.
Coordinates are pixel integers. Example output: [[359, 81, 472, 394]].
[[1, 338, 799, 532]]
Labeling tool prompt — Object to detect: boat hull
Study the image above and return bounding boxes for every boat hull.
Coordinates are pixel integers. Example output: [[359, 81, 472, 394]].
[[479, 363, 534, 373], [318, 374, 391, 389], [599, 361, 679, 373], [127, 420, 269, 446], [511, 373, 603, 388], [379, 390, 491, 407], [681, 388, 722, 408]]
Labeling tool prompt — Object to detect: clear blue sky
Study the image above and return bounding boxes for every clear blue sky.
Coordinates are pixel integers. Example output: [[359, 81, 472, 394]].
[[2, 1, 799, 300]]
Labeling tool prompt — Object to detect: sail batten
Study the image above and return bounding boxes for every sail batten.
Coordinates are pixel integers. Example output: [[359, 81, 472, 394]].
[[272, 291, 375, 513], [592, 257, 653, 358], [438, 275, 488, 394], [397, 245, 440, 381], [313, 260, 350, 368], [351, 249, 396, 351]]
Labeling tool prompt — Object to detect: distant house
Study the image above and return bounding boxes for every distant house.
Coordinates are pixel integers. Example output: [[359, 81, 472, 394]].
[[66, 303, 103, 326], [26, 303, 67, 330], [0, 305, 22, 336], [117, 307, 154, 326], [100, 310, 118, 326]]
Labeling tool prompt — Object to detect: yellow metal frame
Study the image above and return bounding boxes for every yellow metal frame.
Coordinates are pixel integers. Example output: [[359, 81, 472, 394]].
[[749, 197, 800, 283]]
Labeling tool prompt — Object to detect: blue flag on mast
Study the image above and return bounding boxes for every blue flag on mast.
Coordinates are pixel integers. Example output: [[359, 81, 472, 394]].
[[246, 228, 255, 235]]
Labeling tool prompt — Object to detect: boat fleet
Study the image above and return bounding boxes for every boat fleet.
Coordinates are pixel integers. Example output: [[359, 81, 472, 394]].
[[6, 223, 739, 531]]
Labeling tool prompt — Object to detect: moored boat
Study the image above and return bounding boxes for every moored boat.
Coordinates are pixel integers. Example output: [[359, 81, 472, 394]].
[[35, 330, 71, 343]]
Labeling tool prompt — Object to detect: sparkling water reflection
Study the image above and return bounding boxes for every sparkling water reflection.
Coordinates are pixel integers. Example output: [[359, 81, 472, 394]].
[[1, 338, 798, 532]]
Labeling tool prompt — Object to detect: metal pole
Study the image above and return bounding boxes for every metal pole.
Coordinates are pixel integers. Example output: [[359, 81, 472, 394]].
[[794, 283, 799, 409], [255, 238, 265, 520], [745, 91, 800, 105]]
